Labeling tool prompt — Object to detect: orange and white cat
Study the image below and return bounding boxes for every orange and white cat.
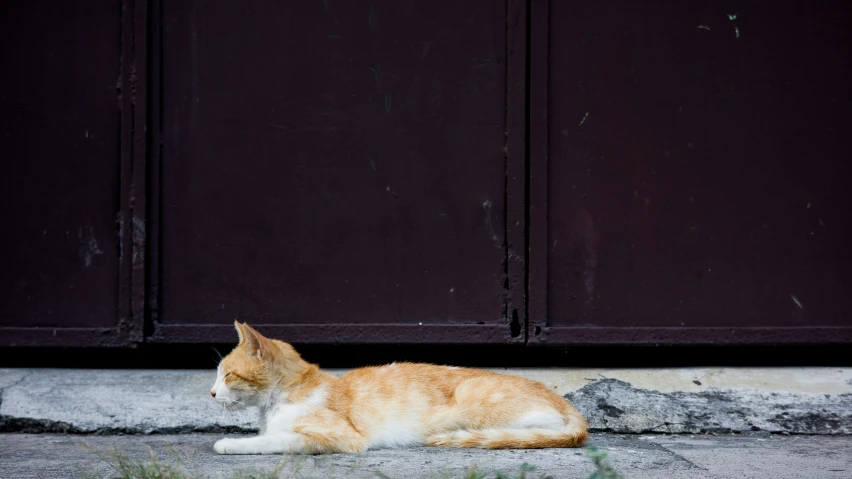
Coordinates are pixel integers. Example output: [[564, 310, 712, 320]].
[[210, 321, 588, 454]]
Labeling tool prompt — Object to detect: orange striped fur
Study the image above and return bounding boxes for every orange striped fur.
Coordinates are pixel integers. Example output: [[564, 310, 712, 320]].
[[210, 322, 588, 454]]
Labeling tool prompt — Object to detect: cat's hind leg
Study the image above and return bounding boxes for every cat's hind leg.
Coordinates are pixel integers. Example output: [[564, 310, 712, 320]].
[[426, 375, 588, 449]]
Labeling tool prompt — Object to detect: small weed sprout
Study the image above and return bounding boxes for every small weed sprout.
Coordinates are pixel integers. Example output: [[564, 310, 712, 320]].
[[586, 447, 622, 479]]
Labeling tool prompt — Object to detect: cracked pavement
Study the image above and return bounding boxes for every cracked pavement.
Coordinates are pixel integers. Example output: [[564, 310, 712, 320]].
[[2, 368, 851, 435]]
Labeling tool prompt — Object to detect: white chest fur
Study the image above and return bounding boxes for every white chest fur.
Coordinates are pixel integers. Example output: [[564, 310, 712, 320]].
[[262, 386, 328, 433]]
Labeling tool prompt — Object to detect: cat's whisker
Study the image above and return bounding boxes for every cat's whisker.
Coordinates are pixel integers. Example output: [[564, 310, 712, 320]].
[[221, 399, 241, 415], [211, 346, 224, 362]]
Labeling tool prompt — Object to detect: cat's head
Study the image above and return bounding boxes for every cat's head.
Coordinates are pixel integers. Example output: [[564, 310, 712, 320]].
[[210, 321, 297, 410]]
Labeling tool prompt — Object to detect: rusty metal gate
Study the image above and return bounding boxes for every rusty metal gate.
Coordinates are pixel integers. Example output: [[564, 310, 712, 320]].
[[2, 0, 850, 347]]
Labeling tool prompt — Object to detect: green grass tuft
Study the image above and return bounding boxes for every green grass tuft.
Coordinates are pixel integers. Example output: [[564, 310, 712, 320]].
[[81, 449, 197, 479], [586, 447, 623, 479]]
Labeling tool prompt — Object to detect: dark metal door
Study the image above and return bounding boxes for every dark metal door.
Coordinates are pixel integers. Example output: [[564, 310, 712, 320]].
[[528, 0, 852, 344], [147, 0, 526, 343], [3, 1, 850, 347]]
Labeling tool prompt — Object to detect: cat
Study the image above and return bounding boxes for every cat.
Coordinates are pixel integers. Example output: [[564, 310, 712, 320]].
[[210, 321, 588, 454]]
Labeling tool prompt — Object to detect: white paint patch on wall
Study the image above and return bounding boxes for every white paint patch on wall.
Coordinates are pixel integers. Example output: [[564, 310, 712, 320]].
[[78, 221, 103, 267]]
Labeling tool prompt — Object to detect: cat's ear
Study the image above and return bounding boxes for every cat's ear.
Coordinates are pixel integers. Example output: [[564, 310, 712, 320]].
[[240, 322, 270, 360], [234, 320, 247, 344]]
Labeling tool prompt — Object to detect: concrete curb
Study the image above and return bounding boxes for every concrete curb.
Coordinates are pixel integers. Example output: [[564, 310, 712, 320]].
[[1, 368, 850, 435], [566, 379, 852, 434]]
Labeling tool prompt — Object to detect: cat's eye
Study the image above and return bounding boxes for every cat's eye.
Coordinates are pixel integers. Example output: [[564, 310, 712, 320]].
[[224, 372, 232, 378]]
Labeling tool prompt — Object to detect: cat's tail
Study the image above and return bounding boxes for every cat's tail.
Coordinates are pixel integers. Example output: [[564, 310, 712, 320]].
[[426, 415, 588, 449]]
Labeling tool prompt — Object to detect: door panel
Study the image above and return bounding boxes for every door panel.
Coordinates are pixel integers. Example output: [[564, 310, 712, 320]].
[[0, 0, 123, 345], [155, 0, 513, 341], [532, 0, 852, 342]]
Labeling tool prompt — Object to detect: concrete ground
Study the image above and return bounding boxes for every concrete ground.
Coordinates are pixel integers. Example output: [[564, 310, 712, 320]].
[[2, 432, 851, 478], [1, 368, 850, 477]]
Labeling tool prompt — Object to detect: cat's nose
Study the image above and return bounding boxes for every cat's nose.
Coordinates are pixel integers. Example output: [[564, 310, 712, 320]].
[[210, 391, 216, 398]]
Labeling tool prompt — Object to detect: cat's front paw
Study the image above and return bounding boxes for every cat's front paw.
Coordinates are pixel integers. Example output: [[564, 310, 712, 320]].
[[214, 438, 237, 454]]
